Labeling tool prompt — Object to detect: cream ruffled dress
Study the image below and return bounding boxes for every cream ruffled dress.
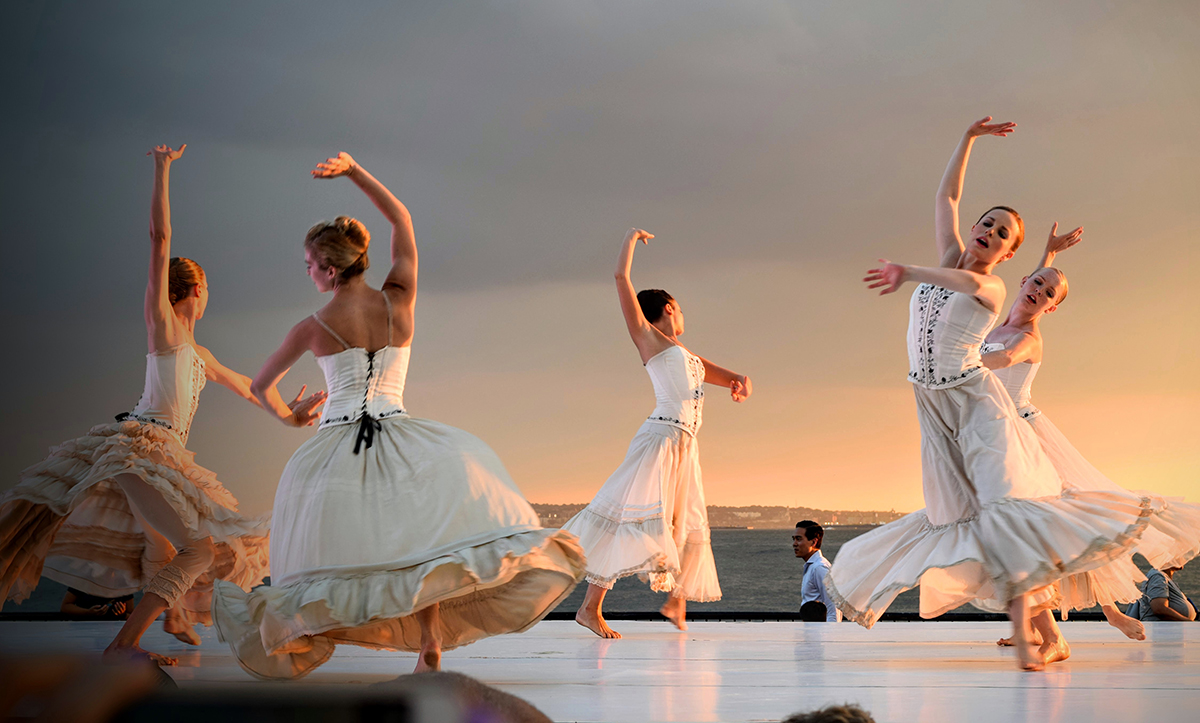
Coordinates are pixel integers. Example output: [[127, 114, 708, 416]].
[[986, 341, 1200, 614], [828, 284, 1159, 627], [0, 344, 270, 624], [212, 300, 586, 679]]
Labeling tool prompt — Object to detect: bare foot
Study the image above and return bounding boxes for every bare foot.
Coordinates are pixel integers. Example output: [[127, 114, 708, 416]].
[[162, 610, 201, 646], [103, 643, 177, 667], [1039, 636, 1071, 665], [414, 644, 441, 673], [576, 608, 621, 639], [660, 598, 687, 631], [1015, 641, 1044, 672], [1104, 609, 1146, 641], [997, 630, 1042, 647]]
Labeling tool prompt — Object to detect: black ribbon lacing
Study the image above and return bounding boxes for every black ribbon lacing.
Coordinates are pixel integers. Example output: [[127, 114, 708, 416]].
[[353, 413, 382, 454]]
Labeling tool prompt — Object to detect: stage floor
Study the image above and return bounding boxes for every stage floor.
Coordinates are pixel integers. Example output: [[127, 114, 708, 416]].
[[2, 619, 1198, 722]]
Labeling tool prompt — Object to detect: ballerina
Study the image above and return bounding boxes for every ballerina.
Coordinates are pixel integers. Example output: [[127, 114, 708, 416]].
[[561, 228, 752, 638], [211, 152, 586, 679], [983, 225, 1200, 659], [0, 145, 316, 665], [826, 117, 1155, 671]]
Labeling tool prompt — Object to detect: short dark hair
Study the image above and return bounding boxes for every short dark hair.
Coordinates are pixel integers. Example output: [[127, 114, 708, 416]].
[[799, 600, 828, 622], [782, 704, 875, 723], [637, 288, 675, 323], [795, 520, 824, 550]]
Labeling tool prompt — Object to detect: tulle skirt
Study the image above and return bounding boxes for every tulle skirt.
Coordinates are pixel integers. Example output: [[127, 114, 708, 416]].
[[559, 421, 721, 602], [0, 421, 270, 624], [1020, 406, 1200, 614], [211, 415, 586, 680], [827, 374, 1154, 628]]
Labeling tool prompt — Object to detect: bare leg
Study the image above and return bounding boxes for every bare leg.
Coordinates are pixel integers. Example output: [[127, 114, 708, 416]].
[[1031, 610, 1071, 665], [575, 583, 621, 639], [1007, 594, 1043, 671], [104, 474, 213, 665], [414, 604, 442, 673], [660, 595, 687, 631], [1102, 603, 1146, 641]]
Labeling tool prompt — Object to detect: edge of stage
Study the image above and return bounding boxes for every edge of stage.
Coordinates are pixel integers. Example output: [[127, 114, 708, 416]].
[[3, 619, 1197, 722]]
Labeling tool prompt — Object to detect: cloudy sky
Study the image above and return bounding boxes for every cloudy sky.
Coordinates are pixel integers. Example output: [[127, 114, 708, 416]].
[[2, 1, 1197, 516]]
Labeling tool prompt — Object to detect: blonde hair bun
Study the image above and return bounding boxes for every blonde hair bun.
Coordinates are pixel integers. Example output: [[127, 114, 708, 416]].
[[305, 215, 371, 281]]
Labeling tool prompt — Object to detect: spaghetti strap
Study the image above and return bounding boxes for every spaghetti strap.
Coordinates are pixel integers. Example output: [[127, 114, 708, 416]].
[[311, 313, 351, 350], [383, 293, 393, 347]]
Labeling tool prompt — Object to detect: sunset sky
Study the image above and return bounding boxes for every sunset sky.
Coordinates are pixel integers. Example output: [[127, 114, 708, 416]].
[[2, 1, 1197, 517]]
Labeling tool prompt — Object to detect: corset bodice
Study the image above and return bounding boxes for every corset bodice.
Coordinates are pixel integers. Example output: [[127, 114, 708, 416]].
[[316, 345, 410, 429], [906, 283, 997, 389], [982, 341, 1042, 418], [644, 345, 705, 436], [124, 344, 207, 444]]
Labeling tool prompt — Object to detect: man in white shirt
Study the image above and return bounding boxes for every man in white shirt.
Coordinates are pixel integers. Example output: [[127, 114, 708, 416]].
[[793, 520, 840, 622]]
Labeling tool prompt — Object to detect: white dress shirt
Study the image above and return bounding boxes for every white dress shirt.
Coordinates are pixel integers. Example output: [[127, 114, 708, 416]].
[[801, 549, 841, 622]]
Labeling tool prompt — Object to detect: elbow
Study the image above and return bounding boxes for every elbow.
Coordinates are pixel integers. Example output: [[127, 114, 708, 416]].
[[1149, 599, 1170, 616], [249, 380, 269, 403]]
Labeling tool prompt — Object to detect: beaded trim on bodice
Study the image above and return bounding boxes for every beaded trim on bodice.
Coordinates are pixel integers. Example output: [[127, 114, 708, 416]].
[[906, 283, 995, 390], [121, 344, 207, 445], [644, 345, 706, 437]]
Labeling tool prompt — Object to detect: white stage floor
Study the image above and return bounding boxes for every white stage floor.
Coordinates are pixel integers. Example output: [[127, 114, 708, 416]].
[[2, 620, 1198, 722]]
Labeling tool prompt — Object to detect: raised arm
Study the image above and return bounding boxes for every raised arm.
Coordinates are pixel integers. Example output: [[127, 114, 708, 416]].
[[981, 332, 1040, 370], [695, 355, 753, 403], [249, 321, 327, 427], [865, 259, 1007, 312], [144, 144, 186, 345], [312, 153, 416, 304], [615, 228, 673, 362], [1036, 222, 1084, 270], [934, 118, 1016, 267]]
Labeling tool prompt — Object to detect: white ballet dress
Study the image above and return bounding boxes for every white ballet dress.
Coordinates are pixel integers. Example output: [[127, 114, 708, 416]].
[[0, 344, 270, 624], [560, 345, 721, 602], [212, 298, 586, 680], [986, 341, 1200, 614], [827, 284, 1155, 627]]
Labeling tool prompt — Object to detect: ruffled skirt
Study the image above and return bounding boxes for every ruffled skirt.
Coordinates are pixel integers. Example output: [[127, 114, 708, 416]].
[[559, 421, 720, 602], [1019, 407, 1200, 614], [211, 415, 586, 680], [0, 421, 270, 624], [827, 374, 1154, 628]]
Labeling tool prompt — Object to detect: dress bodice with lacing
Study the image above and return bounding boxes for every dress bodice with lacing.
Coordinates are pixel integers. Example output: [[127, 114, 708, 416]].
[[311, 295, 409, 453], [644, 345, 706, 437], [982, 340, 1042, 419], [120, 344, 207, 444], [906, 283, 997, 389]]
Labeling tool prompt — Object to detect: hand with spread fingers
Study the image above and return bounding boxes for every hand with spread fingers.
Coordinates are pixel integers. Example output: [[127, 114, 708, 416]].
[[286, 384, 327, 427], [965, 116, 1016, 139], [312, 151, 357, 179], [864, 259, 907, 295], [1045, 222, 1084, 256]]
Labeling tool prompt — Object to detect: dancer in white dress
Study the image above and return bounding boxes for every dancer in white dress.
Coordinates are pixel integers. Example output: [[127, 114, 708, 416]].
[[561, 228, 752, 638], [211, 152, 586, 679], [828, 118, 1156, 671], [982, 227, 1200, 660], [0, 145, 317, 664]]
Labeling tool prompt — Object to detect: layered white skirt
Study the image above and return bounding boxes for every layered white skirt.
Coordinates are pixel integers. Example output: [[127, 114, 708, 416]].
[[1019, 407, 1200, 614], [211, 415, 586, 680], [0, 420, 271, 624], [560, 421, 721, 602], [827, 373, 1154, 628]]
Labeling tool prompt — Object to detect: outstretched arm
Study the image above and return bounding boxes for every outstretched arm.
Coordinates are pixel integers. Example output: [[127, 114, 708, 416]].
[[695, 356, 752, 403], [1036, 222, 1084, 270], [934, 118, 1016, 267], [312, 153, 417, 305], [865, 259, 1007, 311], [249, 321, 327, 427], [982, 332, 1040, 370], [144, 144, 186, 342], [615, 228, 673, 362]]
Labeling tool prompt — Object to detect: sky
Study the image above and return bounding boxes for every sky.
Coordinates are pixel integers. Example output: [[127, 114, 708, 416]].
[[1, 1, 1197, 517]]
